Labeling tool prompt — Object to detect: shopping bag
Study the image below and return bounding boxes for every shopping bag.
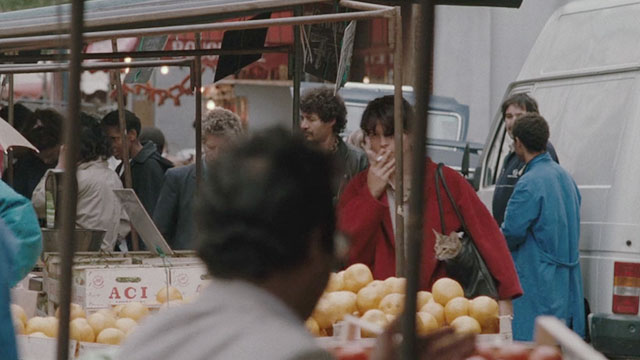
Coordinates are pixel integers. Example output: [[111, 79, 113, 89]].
[[434, 163, 499, 299]]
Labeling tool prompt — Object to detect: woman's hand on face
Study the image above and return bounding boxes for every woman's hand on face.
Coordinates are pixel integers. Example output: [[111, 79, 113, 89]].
[[364, 138, 395, 199]]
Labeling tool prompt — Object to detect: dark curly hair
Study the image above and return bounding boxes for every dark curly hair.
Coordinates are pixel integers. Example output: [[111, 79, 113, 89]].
[[196, 127, 335, 281], [300, 87, 347, 134], [27, 109, 64, 151], [512, 113, 549, 153], [360, 95, 414, 136], [79, 112, 110, 163], [101, 109, 141, 137], [501, 93, 539, 121]]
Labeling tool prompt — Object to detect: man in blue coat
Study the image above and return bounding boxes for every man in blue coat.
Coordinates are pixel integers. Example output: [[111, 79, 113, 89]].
[[501, 113, 585, 341]]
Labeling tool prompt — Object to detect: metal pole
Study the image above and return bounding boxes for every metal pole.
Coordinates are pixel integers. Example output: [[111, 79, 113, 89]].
[[0, 59, 194, 74], [393, 7, 405, 278], [111, 39, 138, 251], [292, 6, 303, 130], [194, 33, 203, 191], [6, 74, 14, 188], [0, 46, 291, 63], [401, 1, 435, 359], [56, 0, 83, 358], [0, 9, 395, 52]]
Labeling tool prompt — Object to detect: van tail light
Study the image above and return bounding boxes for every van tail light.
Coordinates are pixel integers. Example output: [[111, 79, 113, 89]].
[[612, 262, 640, 314]]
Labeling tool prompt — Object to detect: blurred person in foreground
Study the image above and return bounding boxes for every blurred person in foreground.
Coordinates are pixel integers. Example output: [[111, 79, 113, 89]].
[[0, 220, 26, 360], [33, 113, 130, 251], [337, 96, 522, 311], [501, 114, 584, 341], [153, 108, 243, 250], [117, 127, 474, 360], [300, 87, 368, 201]]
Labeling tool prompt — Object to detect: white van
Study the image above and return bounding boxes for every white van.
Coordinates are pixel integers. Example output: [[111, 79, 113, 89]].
[[477, 1, 640, 356]]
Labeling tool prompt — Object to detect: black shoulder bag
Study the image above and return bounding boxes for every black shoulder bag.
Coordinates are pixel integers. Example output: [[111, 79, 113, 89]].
[[434, 163, 499, 299]]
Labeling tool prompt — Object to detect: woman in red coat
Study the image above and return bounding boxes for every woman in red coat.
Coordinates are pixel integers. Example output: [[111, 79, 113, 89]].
[[337, 96, 522, 313]]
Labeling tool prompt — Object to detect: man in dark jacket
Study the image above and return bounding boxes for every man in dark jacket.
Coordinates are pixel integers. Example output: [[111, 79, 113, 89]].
[[300, 87, 368, 202], [152, 108, 243, 250], [103, 110, 173, 217], [492, 93, 559, 225]]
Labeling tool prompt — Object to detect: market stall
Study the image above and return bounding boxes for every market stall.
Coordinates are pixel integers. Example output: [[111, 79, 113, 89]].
[[1, 1, 610, 359]]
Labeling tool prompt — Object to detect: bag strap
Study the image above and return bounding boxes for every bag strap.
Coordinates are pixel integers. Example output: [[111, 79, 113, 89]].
[[436, 163, 471, 235], [434, 164, 447, 233]]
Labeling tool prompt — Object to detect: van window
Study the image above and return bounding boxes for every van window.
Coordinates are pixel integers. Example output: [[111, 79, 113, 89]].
[[483, 76, 634, 188], [345, 102, 462, 141], [534, 77, 633, 186]]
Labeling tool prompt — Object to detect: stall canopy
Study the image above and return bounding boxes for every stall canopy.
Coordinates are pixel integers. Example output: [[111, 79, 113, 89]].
[[367, 0, 523, 7], [0, 0, 323, 39]]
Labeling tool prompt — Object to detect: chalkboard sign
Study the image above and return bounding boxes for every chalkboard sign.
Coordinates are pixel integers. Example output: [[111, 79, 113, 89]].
[[303, 20, 348, 82]]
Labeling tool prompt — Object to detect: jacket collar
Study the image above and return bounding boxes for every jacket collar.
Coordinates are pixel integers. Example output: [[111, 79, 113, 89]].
[[524, 152, 552, 173], [133, 141, 159, 163]]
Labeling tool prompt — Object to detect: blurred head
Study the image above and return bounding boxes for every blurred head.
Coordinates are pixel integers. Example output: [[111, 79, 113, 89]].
[[78, 112, 110, 164], [300, 87, 347, 144], [512, 113, 550, 160], [201, 108, 243, 163], [139, 126, 166, 154], [360, 95, 413, 155], [501, 93, 539, 138], [0, 103, 36, 135], [196, 127, 336, 318], [28, 109, 64, 165], [101, 110, 141, 160]]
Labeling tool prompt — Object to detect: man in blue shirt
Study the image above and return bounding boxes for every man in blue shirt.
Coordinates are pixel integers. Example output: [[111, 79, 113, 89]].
[[501, 113, 585, 341], [492, 93, 558, 225]]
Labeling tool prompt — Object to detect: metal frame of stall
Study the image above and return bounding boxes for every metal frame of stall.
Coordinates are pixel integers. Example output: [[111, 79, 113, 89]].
[[0, 1, 408, 359]]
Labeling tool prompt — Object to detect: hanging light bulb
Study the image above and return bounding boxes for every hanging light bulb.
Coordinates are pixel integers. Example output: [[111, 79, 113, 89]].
[[206, 100, 216, 110], [160, 66, 169, 75], [124, 57, 132, 63], [362, 76, 371, 84]]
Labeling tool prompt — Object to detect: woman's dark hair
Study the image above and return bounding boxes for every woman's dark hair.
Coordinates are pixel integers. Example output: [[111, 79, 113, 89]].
[[360, 95, 414, 136], [512, 113, 549, 153], [27, 108, 64, 151], [196, 127, 335, 281], [0, 103, 36, 135], [78, 112, 110, 163]]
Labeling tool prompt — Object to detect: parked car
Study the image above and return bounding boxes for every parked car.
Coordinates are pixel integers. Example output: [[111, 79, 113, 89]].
[[476, 1, 640, 357]]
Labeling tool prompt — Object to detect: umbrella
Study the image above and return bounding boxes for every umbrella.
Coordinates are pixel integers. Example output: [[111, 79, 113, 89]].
[[0, 116, 38, 153]]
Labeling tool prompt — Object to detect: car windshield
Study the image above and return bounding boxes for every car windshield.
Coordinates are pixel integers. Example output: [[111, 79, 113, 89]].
[[345, 103, 462, 141]]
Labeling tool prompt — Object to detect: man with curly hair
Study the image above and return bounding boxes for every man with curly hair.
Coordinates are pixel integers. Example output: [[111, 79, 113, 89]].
[[300, 87, 368, 200], [153, 108, 243, 250]]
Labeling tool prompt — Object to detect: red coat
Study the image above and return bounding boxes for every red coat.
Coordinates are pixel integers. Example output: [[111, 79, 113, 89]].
[[337, 160, 522, 300]]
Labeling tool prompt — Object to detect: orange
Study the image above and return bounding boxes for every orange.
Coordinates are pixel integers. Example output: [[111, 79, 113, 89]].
[[450, 316, 481, 334], [419, 301, 445, 326], [343, 264, 373, 293], [416, 312, 439, 335], [444, 297, 469, 324], [431, 278, 464, 306], [416, 291, 433, 310], [378, 293, 405, 316], [356, 280, 386, 313], [469, 296, 499, 331]]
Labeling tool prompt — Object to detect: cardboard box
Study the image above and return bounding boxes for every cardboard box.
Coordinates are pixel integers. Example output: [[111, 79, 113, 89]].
[[17, 335, 76, 360], [169, 265, 210, 299], [46, 265, 170, 310]]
